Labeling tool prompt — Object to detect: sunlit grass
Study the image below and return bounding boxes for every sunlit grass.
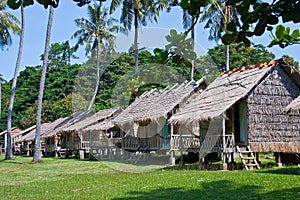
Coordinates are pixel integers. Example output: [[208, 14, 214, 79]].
[[0, 155, 299, 200]]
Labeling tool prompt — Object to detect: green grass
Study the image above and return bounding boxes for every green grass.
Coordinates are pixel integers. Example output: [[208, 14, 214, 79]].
[[0, 155, 299, 200]]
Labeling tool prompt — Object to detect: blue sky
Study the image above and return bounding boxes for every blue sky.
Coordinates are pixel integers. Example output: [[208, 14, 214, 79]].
[[0, 0, 299, 80]]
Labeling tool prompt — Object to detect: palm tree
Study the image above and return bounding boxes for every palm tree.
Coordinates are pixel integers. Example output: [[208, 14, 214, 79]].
[[0, 0, 20, 49], [72, 3, 126, 110], [182, 10, 199, 80], [5, 1, 25, 160], [33, 5, 54, 162], [200, 0, 239, 71], [110, 0, 168, 75]]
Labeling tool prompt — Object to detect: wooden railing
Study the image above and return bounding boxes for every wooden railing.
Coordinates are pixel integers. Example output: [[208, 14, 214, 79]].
[[170, 135, 200, 152], [81, 141, 90, 150], [122, 135, 161, 151], [170, 134, 235, 153]]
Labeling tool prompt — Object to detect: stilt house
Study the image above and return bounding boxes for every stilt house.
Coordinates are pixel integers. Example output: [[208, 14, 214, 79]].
[[169, 59, 300, 167], [113, 78, 208, 154]]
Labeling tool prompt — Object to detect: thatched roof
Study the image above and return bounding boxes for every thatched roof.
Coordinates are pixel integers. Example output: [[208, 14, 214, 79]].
[[61, 107, 122, 133], [0, 128, 22, 137], [16, 118, 68, 142], [16, 111, 93, 142], [12, 126, 36, 139], [42, 111, 93, 138], [84, 117, 117, 132], [113, 77, 208, 126], [285, 95, 300, 112], [169, 59, 300, 124]]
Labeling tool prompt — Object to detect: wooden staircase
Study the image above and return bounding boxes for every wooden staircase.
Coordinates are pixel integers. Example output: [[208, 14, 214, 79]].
[[236, 146, 260, 170]]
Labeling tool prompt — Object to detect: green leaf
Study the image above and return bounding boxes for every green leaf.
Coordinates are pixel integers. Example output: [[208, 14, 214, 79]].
[[7, 0, 22, 9], [221, 34, 236, 45], [254, 18, 267, 36], [275, 25, 285, 40], [267, 15, 278, 25], [291, 29, 300, 40], [227, 21, 236, 32]]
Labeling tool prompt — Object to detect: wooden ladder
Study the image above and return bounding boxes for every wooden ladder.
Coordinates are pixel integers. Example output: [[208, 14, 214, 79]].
[[236, 146, 260, 170]]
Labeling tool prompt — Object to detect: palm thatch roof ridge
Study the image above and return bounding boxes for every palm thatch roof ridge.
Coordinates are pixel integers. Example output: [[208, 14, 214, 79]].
[[169, 59, 300, 124], [16, 111, 93, 142], [61, 107, 122, 133], [113, 77, 208, 126], [285, 95, 300, 112], [16, 118, 68, 142]]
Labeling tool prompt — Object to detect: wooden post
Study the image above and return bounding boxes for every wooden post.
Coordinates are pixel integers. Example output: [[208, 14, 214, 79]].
[[169, 124, 175, 166], [180, 129, 184, 168], [275, 152, 282, 168], [222, 116, 228, 170]]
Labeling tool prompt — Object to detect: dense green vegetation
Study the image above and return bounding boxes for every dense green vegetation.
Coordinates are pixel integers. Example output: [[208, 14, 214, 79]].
[[0, 155, 299, 199], [0, 41, 286, 131]]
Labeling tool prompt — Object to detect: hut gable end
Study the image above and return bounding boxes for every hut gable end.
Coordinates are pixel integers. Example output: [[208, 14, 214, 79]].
[[247, 66, 300, 153]]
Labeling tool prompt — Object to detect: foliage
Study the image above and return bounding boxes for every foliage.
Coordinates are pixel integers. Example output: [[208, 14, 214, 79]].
[[0, 0, 20, 49], [0, 156, 300, 199], [152, 30, 196, 76], [72, 5, 125, 56], [282, 55, 299, 68], [268, 25, 300, 48], [207, 43, 275, 71], [40, 41, 78, 68], [0, 63, 80, 130]]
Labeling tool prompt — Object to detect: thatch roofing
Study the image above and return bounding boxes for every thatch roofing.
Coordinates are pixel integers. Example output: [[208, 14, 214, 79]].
[[169, 59, 300, 124], [113, 77, 208, 126], [84, 118, 115, 132], [61, 107, 122, 133], [12, 126, 36, 139], [16, 118, 68, 142], [0, 128, 22, 137], [16, 111, 93, 142], [285, 95, 300, 112]]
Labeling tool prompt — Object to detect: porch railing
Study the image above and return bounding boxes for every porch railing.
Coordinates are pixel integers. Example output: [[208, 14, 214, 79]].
[[170, 134, 235, 153], [122, 135, 161, 151]]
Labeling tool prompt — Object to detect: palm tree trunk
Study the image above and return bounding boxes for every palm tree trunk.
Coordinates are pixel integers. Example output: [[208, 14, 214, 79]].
[[5, 3, 25, 160], [225, 44, 230, 71], [190, 15, 195, 81], [134, 8, 139, 75], [225, 5, 230, 71], [33, 6, 54, 162], [87, 41, 100, 110]]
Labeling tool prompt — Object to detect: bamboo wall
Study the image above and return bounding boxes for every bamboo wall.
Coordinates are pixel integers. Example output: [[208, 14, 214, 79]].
[[247, 66, 300, 153]]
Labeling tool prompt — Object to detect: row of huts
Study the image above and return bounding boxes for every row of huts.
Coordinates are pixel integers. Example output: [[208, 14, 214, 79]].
[[8, 59, 300, 168]]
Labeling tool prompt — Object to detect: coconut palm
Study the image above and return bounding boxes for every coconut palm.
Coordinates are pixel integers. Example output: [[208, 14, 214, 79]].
[[33, 5, 54, 162], [72, 3, 126, 110], [5, 1, 25, 160], [0, 0, 20, 49], [200, 0, 239, 71], [110, 0, 168, 75]]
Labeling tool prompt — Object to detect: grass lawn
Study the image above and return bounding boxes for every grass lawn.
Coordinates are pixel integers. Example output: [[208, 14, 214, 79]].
[[0, 155, 299, 200]]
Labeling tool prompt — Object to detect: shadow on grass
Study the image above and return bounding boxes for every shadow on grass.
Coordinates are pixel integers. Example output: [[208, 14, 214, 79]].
[[258, 167, 300, 175], [112, 180, 300, 200]]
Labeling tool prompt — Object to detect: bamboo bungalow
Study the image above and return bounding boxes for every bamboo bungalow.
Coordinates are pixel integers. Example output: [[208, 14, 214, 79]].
[[58, 108, 122, 155], [16, 111, 92, 156], [169, 59, 300, 168], [113, 78, 208, 158], [83, 114, 122, 160]]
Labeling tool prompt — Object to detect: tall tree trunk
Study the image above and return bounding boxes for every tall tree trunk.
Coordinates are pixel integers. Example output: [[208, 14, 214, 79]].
[[33, 6, 54, 162], [225, 44, 230, 71], [5, 3, 25, 160], [134, 8, 139, 75], [87, 41, 100, 110], [225, 5, 230, 71], [190, 15, 195, 81]]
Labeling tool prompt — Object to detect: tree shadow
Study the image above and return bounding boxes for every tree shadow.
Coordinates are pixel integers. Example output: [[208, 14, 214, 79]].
[[112, 180, 300, 200], [258, 167, 300, 175]]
